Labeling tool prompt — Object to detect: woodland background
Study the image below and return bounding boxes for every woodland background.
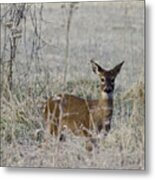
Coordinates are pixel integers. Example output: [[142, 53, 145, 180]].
[[0, 1, 144, 169]]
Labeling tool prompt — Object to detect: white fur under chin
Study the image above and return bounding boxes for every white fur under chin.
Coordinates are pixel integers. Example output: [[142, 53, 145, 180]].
[[101, 91, 113, 99]]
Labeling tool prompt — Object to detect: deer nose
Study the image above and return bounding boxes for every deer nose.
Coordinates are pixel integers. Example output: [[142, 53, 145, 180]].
[[104, 87, 112, 93]]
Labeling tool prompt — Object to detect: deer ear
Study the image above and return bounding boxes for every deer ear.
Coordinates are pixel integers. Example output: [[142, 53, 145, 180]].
[[111, 61, 124, 77], [90, 59, 104, 75]]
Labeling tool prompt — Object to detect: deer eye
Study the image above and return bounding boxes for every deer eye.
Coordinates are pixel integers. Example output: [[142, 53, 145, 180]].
[[101, 77, 105, 82]]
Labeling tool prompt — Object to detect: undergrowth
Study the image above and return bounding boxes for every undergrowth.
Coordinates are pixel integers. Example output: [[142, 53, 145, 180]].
[[0, 76, 144, 169]]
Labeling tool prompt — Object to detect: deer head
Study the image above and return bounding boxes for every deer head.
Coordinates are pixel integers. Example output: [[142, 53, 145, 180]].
[[90, 59, 124, 95]]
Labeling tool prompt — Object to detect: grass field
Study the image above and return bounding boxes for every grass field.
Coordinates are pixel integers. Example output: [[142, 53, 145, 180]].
[[0, 1, 145, 169]]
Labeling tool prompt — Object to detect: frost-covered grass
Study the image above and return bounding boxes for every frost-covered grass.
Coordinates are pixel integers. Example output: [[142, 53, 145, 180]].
[[1, 76, 144, 169], [0, 1, 144, 169]]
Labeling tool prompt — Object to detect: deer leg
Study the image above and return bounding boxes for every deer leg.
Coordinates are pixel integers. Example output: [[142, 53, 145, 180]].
[[105, 124, 111, 132], [105, 120, 111, 132], [50, 123, 58, 136]]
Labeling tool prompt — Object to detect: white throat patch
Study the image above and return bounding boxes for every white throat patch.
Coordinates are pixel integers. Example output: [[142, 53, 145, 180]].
[[101, 91, 113, 99]]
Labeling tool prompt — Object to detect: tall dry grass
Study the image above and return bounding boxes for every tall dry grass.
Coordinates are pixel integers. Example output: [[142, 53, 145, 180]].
[[0, 1, 144, 169], [0, 70, 144, 169]]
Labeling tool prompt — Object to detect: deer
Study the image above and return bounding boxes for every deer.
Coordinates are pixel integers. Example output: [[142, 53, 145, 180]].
[[43, 60, 124, 141]]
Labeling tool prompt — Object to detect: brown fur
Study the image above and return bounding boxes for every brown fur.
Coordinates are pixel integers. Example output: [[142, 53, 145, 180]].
[[44, 60, 124, 137]]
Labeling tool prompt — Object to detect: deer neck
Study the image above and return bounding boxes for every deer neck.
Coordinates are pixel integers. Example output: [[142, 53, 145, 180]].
[[99, 91, 113, 111]]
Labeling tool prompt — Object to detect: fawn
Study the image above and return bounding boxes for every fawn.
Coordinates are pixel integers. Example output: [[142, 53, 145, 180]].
[[44, 60, 124, 138]]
